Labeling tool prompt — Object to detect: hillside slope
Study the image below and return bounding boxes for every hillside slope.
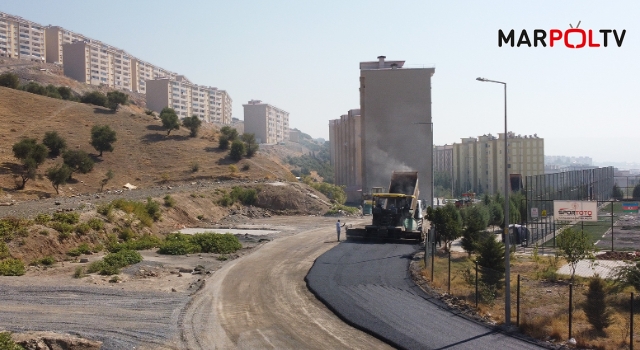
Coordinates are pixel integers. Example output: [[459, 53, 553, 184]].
[[0, 87, 295, 200]]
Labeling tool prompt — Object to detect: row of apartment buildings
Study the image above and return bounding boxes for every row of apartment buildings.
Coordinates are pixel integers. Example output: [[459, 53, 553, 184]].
[[434, 132, 545, 196], [0, 12, 232, 123]]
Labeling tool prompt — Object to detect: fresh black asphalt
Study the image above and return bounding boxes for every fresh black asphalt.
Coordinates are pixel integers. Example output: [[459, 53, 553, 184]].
[[306, 242, 546, 350]]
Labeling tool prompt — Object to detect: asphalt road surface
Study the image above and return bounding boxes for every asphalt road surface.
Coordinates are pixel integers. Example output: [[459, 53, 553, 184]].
[[306, 242, 546, 350], [179, 217, 393, 349]]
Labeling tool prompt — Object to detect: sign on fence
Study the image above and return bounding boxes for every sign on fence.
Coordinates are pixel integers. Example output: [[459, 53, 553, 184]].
[[531, 207, 539, 218], [553, 201, 598, 222], [623, 202, 639, 213]]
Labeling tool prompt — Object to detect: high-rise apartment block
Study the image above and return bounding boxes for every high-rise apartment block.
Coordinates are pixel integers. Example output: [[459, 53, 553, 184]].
[[330, 56, 435, 203], [146, 76, 232, 123], [0, 12, 46, 61], [434, 144, 454, 178], [243, 100, 290, 144], [63, 40, 134, 90], [0, 11, 233, 124], [452, 132, 544, 196], [329, 109, 363, 202]]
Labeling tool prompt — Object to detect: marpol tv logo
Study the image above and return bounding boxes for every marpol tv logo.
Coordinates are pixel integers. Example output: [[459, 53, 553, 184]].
[[499, 21, 626, 48]]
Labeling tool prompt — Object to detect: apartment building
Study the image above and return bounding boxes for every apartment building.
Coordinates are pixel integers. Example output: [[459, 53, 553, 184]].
[[62, 40, 133, 90], [131, 58, 177, 94], [146, 76, 232, 123], [0, 12, 46, 61], [359, 56, 435, 202], [329, 109, 362, 202], [44, 25, 88, 64], [243, 100, 290, 144], [452, 132, 544, 196]]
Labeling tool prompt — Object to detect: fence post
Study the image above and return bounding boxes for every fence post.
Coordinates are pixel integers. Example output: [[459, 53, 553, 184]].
[[448, 250, 451, 294], [517, 274, 521, 327], [629, 292, 633, 350], [475, 260, 479, 309], [431, 242, 435, 282], [569, 283, 573, 340]]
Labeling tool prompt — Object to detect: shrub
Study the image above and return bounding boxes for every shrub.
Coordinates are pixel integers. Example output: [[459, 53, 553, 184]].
[[58, 231, 72, 240], [158, 233, 200, 255], [110, 199, 154, 227], [306, 180, 346, 205], [584, 275, 613, 331], [229, 165, 238, 174], [87, 218, 104, 231], [218, 193, 234, 207], [53, 212, 80, 224], [87, 249, 142, 275], [49, 221, 74, 234], [80, 91, 107, 107], [0, 241, 10, 259], [191, 233, 242, 254], [190, 162, 200, 172], [0, 258, 25, 276], [68, 243, 92, 257], [42, 131, 67, 157], [145, 109, 154, 116], [39, 256, 56, 266], [118, 228, 137, 241], [107, 235, 162, 253], [0, 72, 20, 89], [74, 266, 86, 278], [34, 213, 52, 225], [145, 198, 161, 221], [0, 216, 31, 241], [97, 203, 113, 216], [0, 331, 24, 350], [39, 230, 49, 236], [230, 139, 245, 160], [75, 223, 91, 235], [164, 195, 176, 208], [241, 164, 250, 171]]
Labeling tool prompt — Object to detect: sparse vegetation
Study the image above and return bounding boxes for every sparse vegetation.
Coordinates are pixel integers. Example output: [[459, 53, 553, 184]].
[[34, 213, 51, 225], [87, 249, 142, 275], [74, 266, 86, 278], [217, 186, 258, 207], [158, 232, 242, 255], [0, 331, 24, 350], [100, 169, 115, 192], [164, 195, 176, 208], [0, 258, 25, 276], [190, 162, 200, 173], [326, 204, 359, 215], [53, 212, 79, 224], [67, 243, 93, 257]]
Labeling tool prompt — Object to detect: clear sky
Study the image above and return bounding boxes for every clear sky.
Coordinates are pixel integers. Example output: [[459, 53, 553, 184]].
[[3, 1, 638, 163]]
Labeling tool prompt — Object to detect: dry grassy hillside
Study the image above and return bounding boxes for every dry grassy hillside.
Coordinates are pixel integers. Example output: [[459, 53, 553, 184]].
[[0, 87, 295, 200]]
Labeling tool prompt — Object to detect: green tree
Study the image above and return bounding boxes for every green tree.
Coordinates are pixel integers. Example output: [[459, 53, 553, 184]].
[[242, 133, 259, 158], [0, 72, 20, 89], [182, 115, 202, 137], [80, 91, 107, 107], [42, 131, 67, 157], [556, 227, 595, 282], [461, 204, 490, 256], [477, 235, 506, 288], [230, 139, 246, 161], [90, 125, 117, 156], [488, 201, 504, 232], [426, 203, 463, 250], [45, 164, 72, 194], [160, 107, 180, 135], [57, 86, 74, 100], [100, 169, 114, 192], [12, 138, 48, 189], [633, 184, 640, 199], [218, 126, 239, 150], [62, 150, 94, 178], [583, 276, 612, 332], [106, 90, 128, 111]]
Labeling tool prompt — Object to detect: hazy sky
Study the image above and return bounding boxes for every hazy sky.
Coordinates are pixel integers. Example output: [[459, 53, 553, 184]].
[[3, 1, 638, 163]]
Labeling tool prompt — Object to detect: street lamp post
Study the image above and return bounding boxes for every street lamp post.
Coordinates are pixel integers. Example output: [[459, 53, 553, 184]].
[[476, 77, 510, 326]]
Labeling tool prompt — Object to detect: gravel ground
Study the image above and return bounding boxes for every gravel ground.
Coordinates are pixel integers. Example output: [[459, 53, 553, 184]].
[[0, 179, 270, 219]]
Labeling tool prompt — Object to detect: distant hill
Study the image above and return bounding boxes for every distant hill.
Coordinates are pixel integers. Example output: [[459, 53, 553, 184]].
[[0, 87, 295, 200]]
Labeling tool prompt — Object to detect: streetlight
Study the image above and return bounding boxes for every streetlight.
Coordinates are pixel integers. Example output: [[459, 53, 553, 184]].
[[476, 76, 511, 326]]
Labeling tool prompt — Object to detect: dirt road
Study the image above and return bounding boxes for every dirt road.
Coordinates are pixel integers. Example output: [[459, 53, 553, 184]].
[[179, 216, 392, 350]]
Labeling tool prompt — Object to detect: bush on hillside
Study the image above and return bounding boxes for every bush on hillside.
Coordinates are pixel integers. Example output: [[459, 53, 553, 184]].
[[80, 91, 107, 107], [87, 249, 142, 275], [0, 72, 20, 89], [0, 258, 25, 276]]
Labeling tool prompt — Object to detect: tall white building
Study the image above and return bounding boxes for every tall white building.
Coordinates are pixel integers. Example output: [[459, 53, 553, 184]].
[[44, 26, 88, 64], [0, 12, 46, 61], [146, 76, 232, 123], [243, 100, 289, 144]]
